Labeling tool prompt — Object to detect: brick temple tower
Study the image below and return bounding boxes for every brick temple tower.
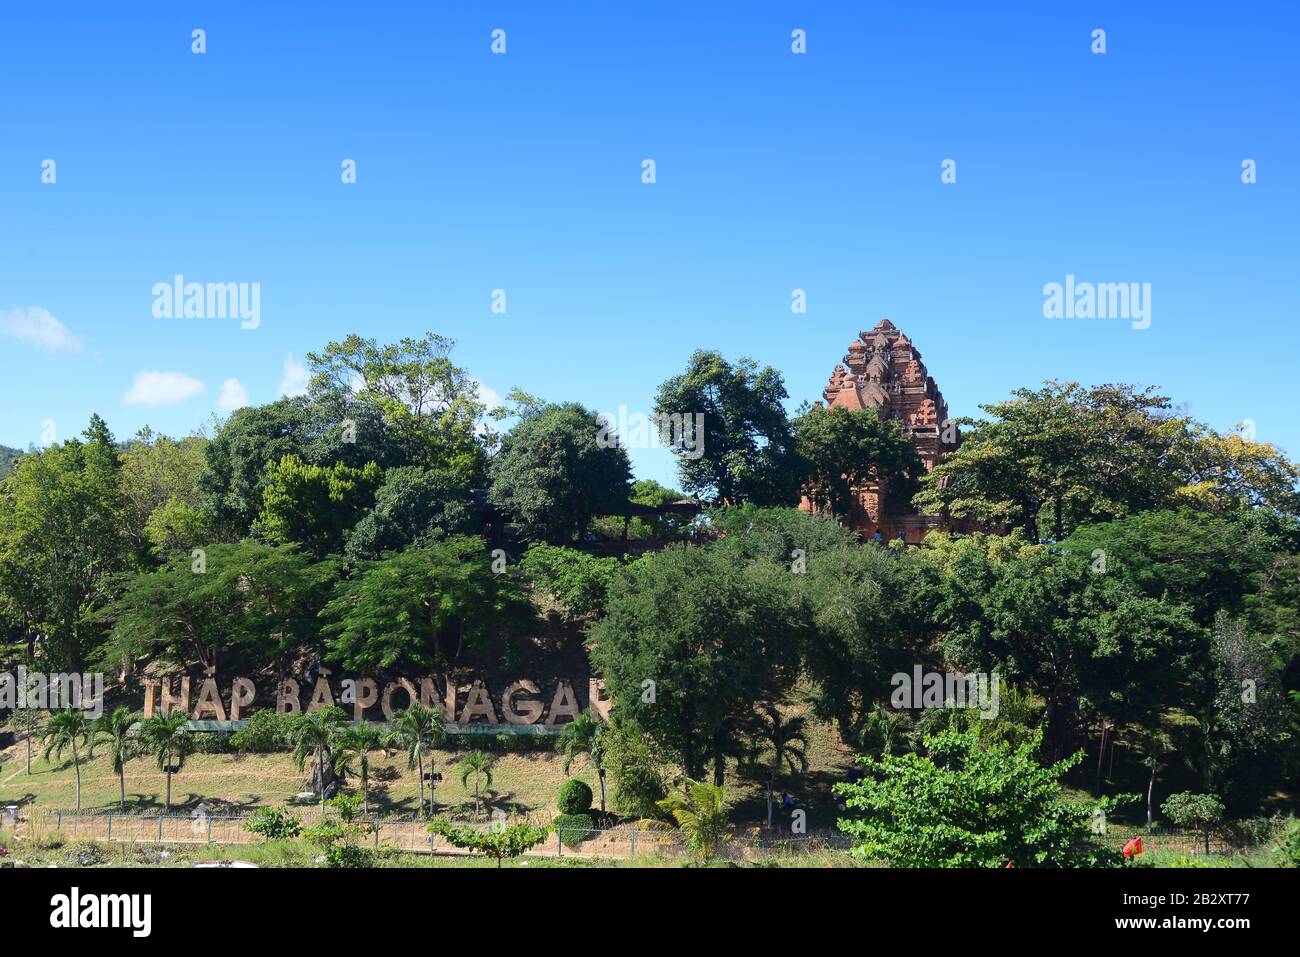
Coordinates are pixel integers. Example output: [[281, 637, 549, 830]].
[[800, 320, 975, 541]]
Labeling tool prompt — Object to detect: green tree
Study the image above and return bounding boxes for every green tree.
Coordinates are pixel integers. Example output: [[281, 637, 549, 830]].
[[256, 455, 382, 557], [138, 711, 193, 812], [914, 381, 1192, 541], [459, 750, 495, 818], [344, 465, 476, 561], [589, 545, 804, 781], [601, 714, 671, 819], [90, 707, 140, 811], [386, 702, 448, 818], [429, 816, 549, 867], [332, 721, 387, 815], [835, 727, 1129, 867], [41, 709, 91, 811], [793, 405, 923, 518], [0, 420, 129, 668], [556, 711, 607, 811], [1161, 792, 1225, 855], [520, 545, 619, 622], [197, 398, 315, 541], [117, 429, 210, 556], [657, 779, 730, 863], [289, 706, 348, 811], [489, 402, 632, 543], [100, 541, 336, 673], [306, 332, 486, 482], [653, 350, 798, 506], [746, 703, 809, 827], [322, 536, 533, 671], [799, 539, 939, 746], [934, 545, 1204, 760]]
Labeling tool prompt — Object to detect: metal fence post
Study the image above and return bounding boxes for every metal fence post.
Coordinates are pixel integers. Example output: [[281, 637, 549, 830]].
[[56, 811, 62, 832], [107, 813, 112, 842], [158, 814, 163, 842], [556, 830, 562, 857], [207, 816, 212, 843], [630, 830, 637, 858]]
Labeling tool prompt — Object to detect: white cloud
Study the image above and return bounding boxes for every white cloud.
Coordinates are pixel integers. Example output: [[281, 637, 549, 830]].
[[218, 378, 250, 412], [475, 382, 504, 436], [124, 370, 206, 406], [0, 306, 82, 352], [477, 382, 503, 411], [278, 353, 310, 397]]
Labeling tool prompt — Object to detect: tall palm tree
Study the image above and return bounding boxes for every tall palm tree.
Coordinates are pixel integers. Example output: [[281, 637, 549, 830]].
[[90, 707, 140, 811], [748, 703, 809, 827], [138, 711, 193, 813], [557, 711, 606, 811], [333, 721, 387, 815], [42, 709, 91, 812], [657, 779, 729, 863], [458, 750, 494, 819], [290, 707, 348, 812], [386, 703, 447, 818]]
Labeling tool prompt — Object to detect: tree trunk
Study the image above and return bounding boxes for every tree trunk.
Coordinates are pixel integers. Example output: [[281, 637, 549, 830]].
[[119, 767, 126, 811], [416, 752, 426, 817], [766, 776, 774, 828], [362, 762, 370, 815], [1096, 724, 1108, 792], [1146, 766, 1156, 828], [73, 741, 82, 812], [165, 771, 172, 812], [597, 768, 607, 813]]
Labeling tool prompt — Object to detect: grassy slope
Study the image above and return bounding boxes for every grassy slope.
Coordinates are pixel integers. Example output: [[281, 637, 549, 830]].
[[0, 709, 858, 828]]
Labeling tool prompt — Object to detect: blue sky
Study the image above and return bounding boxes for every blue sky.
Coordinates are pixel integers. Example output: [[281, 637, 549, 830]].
[[1, 1, 1296, 487]]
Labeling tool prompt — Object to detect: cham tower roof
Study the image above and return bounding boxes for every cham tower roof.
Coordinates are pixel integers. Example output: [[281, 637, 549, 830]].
[[821, 320, 951, 452], [804, 320, 974, 540]]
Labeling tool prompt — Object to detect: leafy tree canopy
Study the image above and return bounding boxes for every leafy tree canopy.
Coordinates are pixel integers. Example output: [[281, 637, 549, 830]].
[[653, 350, 798, 507]]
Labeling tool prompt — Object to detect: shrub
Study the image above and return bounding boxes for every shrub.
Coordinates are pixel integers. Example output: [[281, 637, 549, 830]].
[[1271, 818, 1300, 867], [230, 709, 297, 753], [429, 816, 550, 867], [835, 727, 1131, 868], [243, 806, 302, 841], [324, 843, 372, 868], [554, 813, 594, 848], [192, 732, 233, 754], [1161, 792, 1225, 854], [557, 778, 593, 814]]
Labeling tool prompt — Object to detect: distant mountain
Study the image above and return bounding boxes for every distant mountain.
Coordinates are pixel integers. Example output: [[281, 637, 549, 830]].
[[0, 445, 23, 479]]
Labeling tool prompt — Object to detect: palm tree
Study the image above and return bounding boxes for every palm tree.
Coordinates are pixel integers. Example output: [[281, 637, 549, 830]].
[[90, 707, 140, 811], [289, 707, 348, 812], [333, 721, 387, 815], [41, 709, 91, 812], [748, 703, 809, 827], [386, 703, 447, 818], [657, 779, 729, 863], [557, 711, 606, 812], [138, 711, 193, 813], [458, 750, 494, 819]]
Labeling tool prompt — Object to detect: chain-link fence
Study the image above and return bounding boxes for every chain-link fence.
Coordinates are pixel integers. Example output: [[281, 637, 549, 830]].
[[3, 808, 1239, 862], [3, 809, 855, 861]]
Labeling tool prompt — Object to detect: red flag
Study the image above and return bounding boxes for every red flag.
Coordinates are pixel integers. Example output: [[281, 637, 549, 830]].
[[1122, 836, 1143, 858], [1005, 861, 1013, 868]]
